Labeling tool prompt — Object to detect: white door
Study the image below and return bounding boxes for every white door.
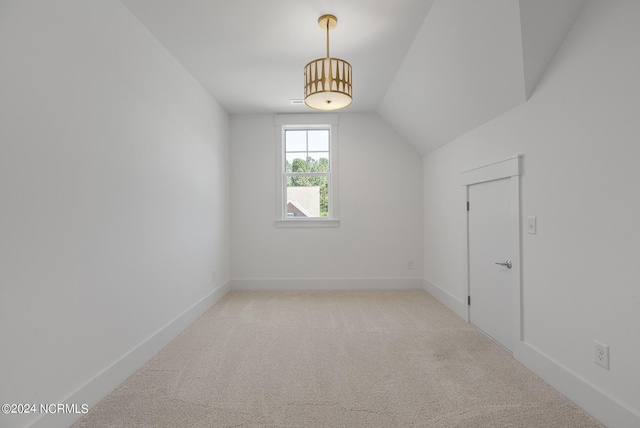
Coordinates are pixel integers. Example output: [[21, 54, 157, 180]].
[[468, 177, 513, 351]]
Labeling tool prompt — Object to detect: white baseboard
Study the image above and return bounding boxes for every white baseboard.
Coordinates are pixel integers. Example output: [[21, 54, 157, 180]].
[[231, 277, 423, 290], [515, 342, 640, 428], [422, 278, 468, 320], [421, 279, 639, 427], [29, 280, 232, 428]]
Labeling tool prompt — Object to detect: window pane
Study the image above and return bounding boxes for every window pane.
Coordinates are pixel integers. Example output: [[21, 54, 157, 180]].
[[307, 152, 329, 172], [286, 176, 329, 217], [308, 130, 329, 152], [287, 153, 308, 172], [285, 130, 307, 152]]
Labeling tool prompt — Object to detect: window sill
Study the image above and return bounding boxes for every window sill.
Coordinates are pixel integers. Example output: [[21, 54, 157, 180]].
[[274, 219, 340, 228]]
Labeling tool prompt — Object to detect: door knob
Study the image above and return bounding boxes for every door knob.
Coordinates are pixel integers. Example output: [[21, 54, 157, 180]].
[[495, 260, 512, 269]]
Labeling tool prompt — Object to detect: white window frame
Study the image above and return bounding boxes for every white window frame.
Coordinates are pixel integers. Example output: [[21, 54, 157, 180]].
[[274, 114, 339, 228]]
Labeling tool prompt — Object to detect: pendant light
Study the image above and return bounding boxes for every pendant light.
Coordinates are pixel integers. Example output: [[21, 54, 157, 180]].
[[304, 14, 352, 110]]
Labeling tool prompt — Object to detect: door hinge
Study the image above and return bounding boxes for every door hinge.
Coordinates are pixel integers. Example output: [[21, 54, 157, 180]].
[[468, 296, 471, 306], [467, 201, 470, 211]]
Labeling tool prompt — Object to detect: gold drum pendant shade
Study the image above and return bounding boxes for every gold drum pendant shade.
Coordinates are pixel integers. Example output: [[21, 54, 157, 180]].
[[304, 14, 352, 110]]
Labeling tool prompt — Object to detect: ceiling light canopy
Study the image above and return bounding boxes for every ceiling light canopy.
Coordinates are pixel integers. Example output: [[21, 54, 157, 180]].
[[304, 14, 352, 111]]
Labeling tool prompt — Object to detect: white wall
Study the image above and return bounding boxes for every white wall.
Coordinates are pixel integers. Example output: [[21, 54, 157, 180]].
[[0, 1, 230, 427], [230, 113, 423, 289], [423, 1, 640, 426]]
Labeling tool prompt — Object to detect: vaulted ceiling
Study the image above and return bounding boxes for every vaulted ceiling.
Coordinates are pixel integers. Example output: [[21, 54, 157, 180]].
[[120, 0, 586, 153]]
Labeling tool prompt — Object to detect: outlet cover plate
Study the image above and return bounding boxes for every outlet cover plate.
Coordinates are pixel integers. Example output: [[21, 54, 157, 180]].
[[594, 340, 609, 370]]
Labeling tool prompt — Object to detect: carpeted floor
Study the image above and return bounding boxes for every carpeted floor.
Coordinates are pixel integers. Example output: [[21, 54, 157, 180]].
[[73, 290, 602, 427]]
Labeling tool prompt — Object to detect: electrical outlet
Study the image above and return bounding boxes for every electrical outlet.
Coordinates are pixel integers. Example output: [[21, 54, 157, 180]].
[[212, 271, 217, 283], [408, 260, 414, 270], [594, 340, 609, 370]]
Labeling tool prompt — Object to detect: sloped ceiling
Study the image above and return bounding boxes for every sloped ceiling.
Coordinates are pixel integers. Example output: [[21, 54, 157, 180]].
[[519, 0, 588, 99], [120, 0, 586, 154], [379, 0, 587, 153]]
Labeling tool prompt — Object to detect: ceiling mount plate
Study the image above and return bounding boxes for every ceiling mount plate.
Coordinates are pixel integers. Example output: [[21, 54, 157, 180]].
[[318, 14, 337, 30]]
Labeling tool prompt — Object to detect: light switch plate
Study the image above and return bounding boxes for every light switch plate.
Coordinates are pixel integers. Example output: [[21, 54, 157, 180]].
[[527, 217, 537, 234]]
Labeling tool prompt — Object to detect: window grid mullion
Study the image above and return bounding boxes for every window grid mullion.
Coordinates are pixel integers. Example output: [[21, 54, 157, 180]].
[[286, 172, 329, 177]]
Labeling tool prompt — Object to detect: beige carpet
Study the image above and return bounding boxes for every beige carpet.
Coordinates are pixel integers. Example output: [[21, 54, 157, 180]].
[[73, 290, 602, 427]]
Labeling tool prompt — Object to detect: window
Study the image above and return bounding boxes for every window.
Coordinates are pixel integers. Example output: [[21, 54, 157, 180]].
[[275, 115, 339, 227], [284, 128, 330, 217]]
